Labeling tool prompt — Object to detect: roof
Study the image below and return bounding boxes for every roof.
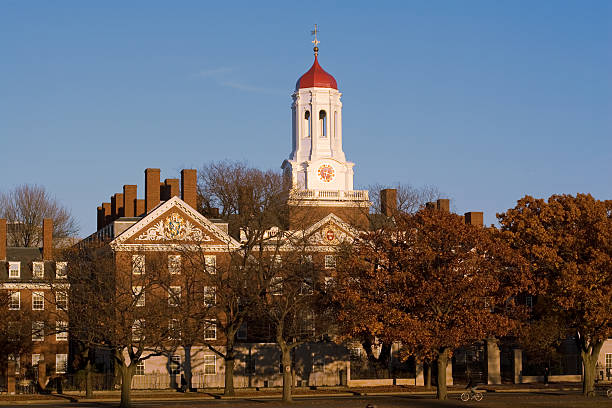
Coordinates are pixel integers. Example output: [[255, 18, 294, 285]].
[[296, 54, 338, 91], [1, 247, 63, 282]]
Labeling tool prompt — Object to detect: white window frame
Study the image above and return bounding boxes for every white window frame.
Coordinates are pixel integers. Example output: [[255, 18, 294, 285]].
[[56, 354, 67, 374], [204, 320, 217, 340], [169, 319, 181, 340], [168, 286, 181, 307], [324, 255, 336, 269], [237, 322, 247, 340], [132, 319, 144, 342], [203, 286, 216, 306], [135, 360, 145, 376], [606, 353, 612, 370], [168, 255, 181, 275], [32, 292, 44, 310], [9, 291, 20, 310], [32, 321, 44, 342], [203, 355, 216, 374], [55, 261, 67, 279], [133, 286, 145, 307], [270, 276, 283, 295], [56, 321, 68, 341], [170, 355, 181, 375], [56, 291, 68, 310], [9, 262, 20, 279], [32, 354, 41, 366], [132, 254, 145, 275], [204, 255, 216, 274], [33, 262, 44, 279]]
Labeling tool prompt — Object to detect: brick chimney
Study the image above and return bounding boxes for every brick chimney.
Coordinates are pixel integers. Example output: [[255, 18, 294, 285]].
[[436, 199, 450, 212], [102, 202, 112, 226], [42, 218, 53, 260], [165, 178, 180, 199], [0, 218, 6, 260], [425, 202, 436, 209], [110, 195, 117, 221], [135, 199, 145, 216], [145, 168, 161, 213], [97, 206, 104, 231], [465, 212, 484, 227], [380, 189, 397, 217], [123, 185, 137, 217], [181, 169, 197, 209], [114, 193, 124, 217]]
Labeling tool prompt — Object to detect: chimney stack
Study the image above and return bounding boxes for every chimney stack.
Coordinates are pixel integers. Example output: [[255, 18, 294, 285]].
[[102, 202, 112, 226], [145, 168, 161, 213], [380, 189, 397, 217], [110, 195, 117, 221], [425, 202, 436, 209], [464, 212, 484, 227], [135, 199, 145, 216], [0, 218, 6, 260], [165, 178, 180, 200], [123, 185, 137, 217], [114, 193, 124, 217], [181, 169, 197, 209], [97, 206, 104, 231], [436, 199, 450, 212], [42, 218, 53, 260]]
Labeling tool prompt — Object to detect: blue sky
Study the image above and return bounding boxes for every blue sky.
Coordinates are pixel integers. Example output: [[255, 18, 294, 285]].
[[1, 1, 611, 236]]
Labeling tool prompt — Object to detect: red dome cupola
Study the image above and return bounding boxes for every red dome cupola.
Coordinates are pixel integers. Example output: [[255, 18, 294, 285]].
[[296, 47, 338, 91]]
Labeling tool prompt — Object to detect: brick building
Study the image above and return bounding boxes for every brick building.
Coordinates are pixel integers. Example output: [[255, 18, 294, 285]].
[[0, 219, 69, 394]]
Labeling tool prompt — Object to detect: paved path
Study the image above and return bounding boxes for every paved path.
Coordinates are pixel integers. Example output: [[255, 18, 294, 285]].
[[1, 392, 611, 408]]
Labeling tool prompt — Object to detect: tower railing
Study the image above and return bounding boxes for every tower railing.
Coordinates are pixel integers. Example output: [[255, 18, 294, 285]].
[[289, 189, 369, 201]]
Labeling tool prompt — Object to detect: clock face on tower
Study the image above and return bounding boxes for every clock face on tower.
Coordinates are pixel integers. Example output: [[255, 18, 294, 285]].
[[317, 164, 335, 182]]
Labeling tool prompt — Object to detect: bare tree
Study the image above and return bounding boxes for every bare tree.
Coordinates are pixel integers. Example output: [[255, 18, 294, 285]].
[[368, 183, 444, 215], [0, 184, 79, 247]]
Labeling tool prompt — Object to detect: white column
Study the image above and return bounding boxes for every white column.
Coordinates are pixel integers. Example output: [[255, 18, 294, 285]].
[[487, 338, 501, 385]]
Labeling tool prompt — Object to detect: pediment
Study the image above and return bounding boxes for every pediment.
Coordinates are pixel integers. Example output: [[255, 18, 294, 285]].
[[110, 196, 240, 251], [303, 213, 359, 247]]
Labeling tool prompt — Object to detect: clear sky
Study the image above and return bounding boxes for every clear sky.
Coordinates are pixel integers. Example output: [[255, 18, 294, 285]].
[[1, 1, 611, 236]]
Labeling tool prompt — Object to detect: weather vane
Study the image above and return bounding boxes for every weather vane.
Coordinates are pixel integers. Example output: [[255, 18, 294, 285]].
[[311, 24, 320, 55]]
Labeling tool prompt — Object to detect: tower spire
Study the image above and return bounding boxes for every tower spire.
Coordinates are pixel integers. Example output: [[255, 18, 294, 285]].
[[311, 24, 320, 56]]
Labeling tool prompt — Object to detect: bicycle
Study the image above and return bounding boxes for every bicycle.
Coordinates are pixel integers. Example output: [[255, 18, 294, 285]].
[[460, 389, 484, 402]]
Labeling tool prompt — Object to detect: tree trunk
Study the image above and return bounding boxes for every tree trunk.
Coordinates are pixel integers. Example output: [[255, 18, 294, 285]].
[[581, 341, 603, 397], [85, 357, 93, 399], [436, 348, 450, 400], [119, 364, 135, 408], [425, 362, 431, 390], [224, 355, 235, 396], [281, 344, 293, 403], [183, 345, 192, 392]]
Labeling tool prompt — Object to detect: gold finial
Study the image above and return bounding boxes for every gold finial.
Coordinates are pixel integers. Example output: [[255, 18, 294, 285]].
[[311, 24, 320, 55]]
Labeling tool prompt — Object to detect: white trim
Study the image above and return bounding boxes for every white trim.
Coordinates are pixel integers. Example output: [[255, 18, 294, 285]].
[[0, 283, 68, 290], [32, 262, 44, 279], [8, 262, 20, 279]]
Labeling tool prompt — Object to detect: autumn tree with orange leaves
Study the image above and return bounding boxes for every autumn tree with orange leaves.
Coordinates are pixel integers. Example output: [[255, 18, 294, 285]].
[[334, 207, 530, 400], [498, 194, 612, 397]]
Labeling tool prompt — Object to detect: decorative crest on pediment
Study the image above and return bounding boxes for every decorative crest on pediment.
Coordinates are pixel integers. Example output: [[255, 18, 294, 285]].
[[135, 212, 211, 242], [312, 223, 350, 245]]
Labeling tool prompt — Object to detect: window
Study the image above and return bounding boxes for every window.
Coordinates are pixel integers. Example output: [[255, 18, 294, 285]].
[[33, 262, 44, 279], [244, 353, 255, 375], [169, 319, 181, 340], [132, 254, 145, 275], [203, 355, 216, 374], [526, 295, 533, 309], [170, 355, 181, 375], [9, 291, 20, 310], [133, 286, 145, 307], [324, 255, 336, 269], [324, 276, 334, 290], [55, 262, 67, 279], [300, 278, 313, 295], [313, 354, 325, 372], [135, 360, 145, 376], [32, 292, 44, 310], [168, 286, 181, 307], [204, 320, 217, 340], [56, 321, 68, 341], [132, 319, 144, 342], [56, 291, 68, 310], [32, 321, 44, 341], [9, 262, 20, 279], [168, 255, 181, 274], [8, 322, 19, 341], [56, 354, 67, 373], [270, 276, 283, 295], [304, 110, 311, 138], [319, 110, 327, 137], [237, 322, 247, 340], [606, 353, 612, 370], [9, 354, 20, 374], [32, 354, 41, 367], [203, 286, 216, 306], [204, 255, 216, 274]]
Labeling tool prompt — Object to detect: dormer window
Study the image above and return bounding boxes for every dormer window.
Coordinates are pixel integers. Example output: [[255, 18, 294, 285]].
[[8, 262, 20, 279], [33, 262, 44, 279], [56, 262, 67, 279], [319, 110, 327, 137]]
